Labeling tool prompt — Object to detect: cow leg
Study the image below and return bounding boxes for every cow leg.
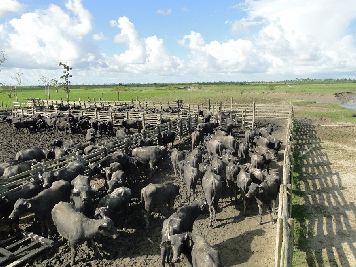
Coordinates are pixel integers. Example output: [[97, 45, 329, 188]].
[[89, 239, 101, 259], [173, 164, 177, 177], [70, 243, 77, 265], [258, 203, 263, 225], [269, 203, 275, 224], [272, 199, 276, 216], [143, 211, 150, 230], [209, 205, 213, 227], [242, 192, 246, 215]]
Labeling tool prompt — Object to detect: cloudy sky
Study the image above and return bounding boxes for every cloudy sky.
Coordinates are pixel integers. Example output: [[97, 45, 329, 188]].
[[0, 0, 356, 85]]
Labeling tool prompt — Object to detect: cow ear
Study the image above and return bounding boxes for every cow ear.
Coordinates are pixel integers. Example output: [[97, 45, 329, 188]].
[[258, 185, 264, 193]]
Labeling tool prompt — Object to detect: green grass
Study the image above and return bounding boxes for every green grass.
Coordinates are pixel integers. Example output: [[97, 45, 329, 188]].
[[294, 102, 356, 124], [1, 82, 356, 125]]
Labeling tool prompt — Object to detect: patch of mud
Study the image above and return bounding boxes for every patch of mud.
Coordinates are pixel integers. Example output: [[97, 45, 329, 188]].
[[334, 92, 356, 110], [1, 118, 287, 267]]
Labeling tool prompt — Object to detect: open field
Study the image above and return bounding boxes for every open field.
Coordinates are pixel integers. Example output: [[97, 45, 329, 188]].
[[2, 81, 356, 124]]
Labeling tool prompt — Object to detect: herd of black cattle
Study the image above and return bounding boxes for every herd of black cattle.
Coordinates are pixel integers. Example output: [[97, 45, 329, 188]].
[[0, 109, 282, 266]]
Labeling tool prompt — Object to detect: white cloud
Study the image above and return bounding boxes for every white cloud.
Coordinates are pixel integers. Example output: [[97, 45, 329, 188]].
[[109, 16, 182, 74], [156, 8, 172, 16], [0, 0, 22, 18], [92, 32, 105, 41], [0, 0, 99, 69], [180, 0, 356, 77]]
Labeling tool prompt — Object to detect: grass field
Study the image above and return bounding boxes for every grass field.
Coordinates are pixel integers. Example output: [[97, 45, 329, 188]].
[[1, 81, 355, 124], [1, 81, 356, 105]]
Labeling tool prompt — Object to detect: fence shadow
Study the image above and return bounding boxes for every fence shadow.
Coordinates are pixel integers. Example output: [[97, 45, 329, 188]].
[[294, 119, 356, 266]]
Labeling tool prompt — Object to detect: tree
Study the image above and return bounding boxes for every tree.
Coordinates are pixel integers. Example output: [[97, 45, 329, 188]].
[[11, 72, 23, 98], [0, 50, 5, 66], [39, 75, 50, 99], [0, 50, 6, 87], [59, 62, 72, 101], [50, 78, 59, 93]]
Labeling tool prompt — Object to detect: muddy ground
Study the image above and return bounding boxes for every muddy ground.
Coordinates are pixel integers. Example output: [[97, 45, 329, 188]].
[[0, 119, 287, 267]]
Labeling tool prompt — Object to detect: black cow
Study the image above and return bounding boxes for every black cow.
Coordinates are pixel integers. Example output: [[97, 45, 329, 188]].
[[2, 161, 35, 178], [15, 147, 46, 162], [107, 170, 126, 193], [235, 166, 252, 215], [202, 169, 222, 227], [141, 182, 179, 228], [159, 131, 176, 147], [246, 174, 280, 224], [42, 160, 86, 187], [182, 164, 200, 203], [161, 201, 206, 266], [71, 175, 92, 217], [171, 149, 188, 177], [191, 130, 203, 151], [132, 146, 166, 170], [0, 180, 42, 232], [95, 187, 132, 227], [9, 180, 71, 236], [52, 201, 118, 265]]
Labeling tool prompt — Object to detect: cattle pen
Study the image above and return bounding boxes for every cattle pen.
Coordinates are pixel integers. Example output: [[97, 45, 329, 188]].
[[0, 99, 296, 267]]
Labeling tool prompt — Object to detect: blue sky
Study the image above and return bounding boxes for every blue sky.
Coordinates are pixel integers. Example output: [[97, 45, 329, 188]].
[[0, 0, 356, 84]]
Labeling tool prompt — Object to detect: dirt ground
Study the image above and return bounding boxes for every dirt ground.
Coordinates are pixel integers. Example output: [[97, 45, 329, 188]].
[[294, 119, 356, 266], [0, 119, 287, 267]]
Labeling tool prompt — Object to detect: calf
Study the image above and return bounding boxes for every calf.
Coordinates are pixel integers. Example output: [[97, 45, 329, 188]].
[[141, 182, 179, 228], [9, 180, 71, 236], [246, 174, 280, 225], [202, 169, 222, 227], [52, 201, 118, 265]]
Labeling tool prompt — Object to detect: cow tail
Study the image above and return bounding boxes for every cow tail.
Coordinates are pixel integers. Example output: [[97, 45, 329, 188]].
[[211, 180, 216, 205], [140, 189, 145, 206]]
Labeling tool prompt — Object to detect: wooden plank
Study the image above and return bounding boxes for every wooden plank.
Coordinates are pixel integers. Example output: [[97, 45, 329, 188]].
[[5, 237, 31, 250], [0, 247, 13, 257], [6, 245, 49, 267]]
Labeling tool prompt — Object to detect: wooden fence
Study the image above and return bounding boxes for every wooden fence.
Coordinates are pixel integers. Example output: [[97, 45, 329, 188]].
[[12, 100, 291, 129], [274, 106, 295, 267]]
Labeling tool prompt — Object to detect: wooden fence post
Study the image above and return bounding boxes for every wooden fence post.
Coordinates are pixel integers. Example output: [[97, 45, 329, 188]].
[[230, 97, 233, 112], [208, 99, 211, 111], [142, 113, 146, 130], [95, 108, 98, 119], [252, 102, 256, 128]]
